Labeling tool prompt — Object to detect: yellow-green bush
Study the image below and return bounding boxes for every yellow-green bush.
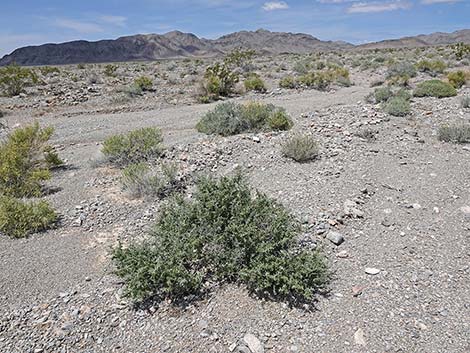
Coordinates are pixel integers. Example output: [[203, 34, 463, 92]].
[[0, 123, 62, 198], [447, 71, 467, 89], [244, 74, 266, 93], [0, 196, 57, 238], [0, 64, 38, 96]]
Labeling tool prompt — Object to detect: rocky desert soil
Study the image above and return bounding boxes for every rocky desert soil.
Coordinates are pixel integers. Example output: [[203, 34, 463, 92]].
[[0, 52, 469, 353]]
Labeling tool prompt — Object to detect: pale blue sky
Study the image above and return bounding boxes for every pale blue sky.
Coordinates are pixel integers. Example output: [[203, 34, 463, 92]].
[[1, 0, 469, 56]]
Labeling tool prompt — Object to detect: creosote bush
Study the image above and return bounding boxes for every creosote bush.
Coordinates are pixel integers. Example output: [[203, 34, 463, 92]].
[[416, 60, 446, 76], [279, 76, 297, 89], [413, 80, 457, 98], [446, 71, 467, 89], [0, 123, 62, 198], [244, 74, 266, 93], [281, 134, 319, 162], [102, 127, 164, 167], [121, 162, 181, 199], [438, 124, 470, 143], [0, 196, 57, 238], [134, 76, 153, 91], [0, 64, 38, 97], [196, 101, 292, 136], [113, 174, 329, 303]]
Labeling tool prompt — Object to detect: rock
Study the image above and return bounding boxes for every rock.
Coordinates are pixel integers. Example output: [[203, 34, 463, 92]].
[[352, 286, 364, 297], [365, 267, 381, 275], [326, 231, 345, 246], [343, 200, 364, 218], [252, 136, 261, 143], [336, 250, 349, 258], [243, 333, 264, 353], [460, 206, 470, 215], [354, 328, 366, 345]]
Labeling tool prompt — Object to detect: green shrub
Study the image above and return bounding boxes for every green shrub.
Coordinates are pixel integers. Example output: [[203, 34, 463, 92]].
[[461, 96, 470, 108], [113, 174, 329, 303], [373, 87, 393, 103], [196, 101, 292, 136], [134, 76, 153, 91], [0, 123, 62, 198], [451, 43, 470, 60], [384, 96, 411, 116], [413, 80, 457, 98], [447, 71, 467, 89], [282, 134, 319, 162], [104, 64, 118, 77], [416, 60, 446, 76], [121, 162, 180, 199], [0, 197, 57, 238], [279, 76, 297, 89], [244, 74, 266, 93], [438, 124, 470, 143], [0, 64, 39, 96], [102, 127, 164, 167]]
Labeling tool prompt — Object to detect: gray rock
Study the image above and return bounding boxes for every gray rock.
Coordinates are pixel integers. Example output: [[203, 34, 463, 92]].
[[326, 231, 345, 246], [243, 333, 264, 353]]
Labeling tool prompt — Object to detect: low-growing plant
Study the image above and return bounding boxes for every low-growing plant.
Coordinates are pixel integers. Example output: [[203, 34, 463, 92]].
[[0, 123, 62, 198], [281, 134, 319, 162], [279, 76, 297, 89], [387, 62, 417, 79], [0, 196, 57, 238], [113, 174, 329, 303], [0, 64, 39, 96], [413, 80, 457, 98], [244, 74, 266, 93], [104, 64, 118, 77], [134, 76, 153, 91], [373, 87, 393, 103], [196, 101, 292, 136], [38, 66, 60, 76], [416, 60, 446, 76], [102, 127, 164, 167], [384, 96, 411, 116], [447, 70, 467, 89], [438, 124, 470, 143], [121, 162, 181, 199]]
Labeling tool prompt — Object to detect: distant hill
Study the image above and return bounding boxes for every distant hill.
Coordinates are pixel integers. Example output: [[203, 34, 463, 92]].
[[357, 29, 470, 50], [1, 28, 469, 66]]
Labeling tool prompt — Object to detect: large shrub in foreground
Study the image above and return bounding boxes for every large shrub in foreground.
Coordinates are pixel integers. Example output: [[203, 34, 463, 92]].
[[0, 196, 57, 238], [413, 80, 457, 98], [113, 174, 329, 303], [0, 123, 62, 198], [196, 101, 292, 136], [0, 64, 38, 97], [102, 127, 164, 167]]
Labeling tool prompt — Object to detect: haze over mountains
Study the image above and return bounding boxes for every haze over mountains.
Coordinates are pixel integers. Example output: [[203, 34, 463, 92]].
[[1, 28, 469, 66]]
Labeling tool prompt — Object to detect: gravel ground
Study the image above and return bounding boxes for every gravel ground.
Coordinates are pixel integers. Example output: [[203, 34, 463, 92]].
[[0, 64, 469, 353]]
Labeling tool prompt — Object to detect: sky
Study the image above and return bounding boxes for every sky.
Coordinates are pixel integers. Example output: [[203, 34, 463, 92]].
[[0, 0, 469, 56]]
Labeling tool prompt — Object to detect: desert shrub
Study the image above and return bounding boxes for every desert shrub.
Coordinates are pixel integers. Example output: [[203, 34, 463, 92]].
[[413, 80, 457, 98], [134, 76, 153, 91], [447, 71, 467, 88], [373, 87, 393, 103], [384, 96, 411, 116], [38, 66, 60, 76], [200, 63, 239, 101], [0, 196, 57, 238], [77, 63, 86, 70], [416, 60, 446, 76], [224, 49, 256, 67], [282, 134, 319, 162], [279, 76, 297, 89], [394, 88, 412, 101], [121, 162, 180, 199], [102, 127, 164, 167], [196, 101, 292, 136], [0, 123, 62, 198], [244, 74, 266, 93], [461, 96, 470, 108], [104, 64, 118, 77], [293, 58, 312, 74], [387, 62, 417, 79], [438, 124, 470, 143], [0, 64, 39, 96], [113, 174, 329, 302]]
